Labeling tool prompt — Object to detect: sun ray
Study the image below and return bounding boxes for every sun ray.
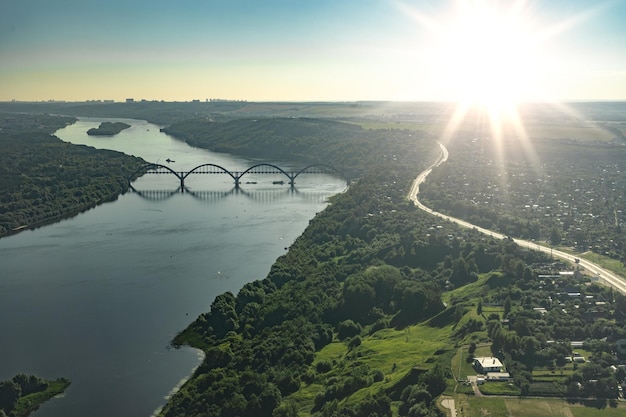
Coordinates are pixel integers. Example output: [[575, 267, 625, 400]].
[[396, 0, 615, 186]]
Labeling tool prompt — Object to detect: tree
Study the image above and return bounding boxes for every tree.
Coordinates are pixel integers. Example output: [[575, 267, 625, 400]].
[[615, 293, 626, 321], [12, 374, 47, 396], [338, 320, 361, 340], [550, 227, 562, 246], [273, 400, 298, 417], [0, 381, 20, 412], [419, 365, 448, 398], [259, 383, 282, 416], [504, 296, 512, 318]]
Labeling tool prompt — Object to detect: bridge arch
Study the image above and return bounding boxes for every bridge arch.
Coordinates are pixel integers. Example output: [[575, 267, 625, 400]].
[[183, 163, 238, 183], [238, 163, 293, 185], [292, 164, 348, 183], [128, 163, 184, 187]]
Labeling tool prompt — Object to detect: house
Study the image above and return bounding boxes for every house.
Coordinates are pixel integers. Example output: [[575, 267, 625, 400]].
[[474, 357, 503, 373]]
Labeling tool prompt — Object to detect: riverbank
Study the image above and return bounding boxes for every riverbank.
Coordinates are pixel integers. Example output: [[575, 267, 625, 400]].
[[0, 116, 144, 238], [0, 376, 71, 417], [150, 349, 205, 417]]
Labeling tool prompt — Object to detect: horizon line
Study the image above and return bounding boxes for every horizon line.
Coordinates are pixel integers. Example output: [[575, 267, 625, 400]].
[[2, 99, 626, 104]]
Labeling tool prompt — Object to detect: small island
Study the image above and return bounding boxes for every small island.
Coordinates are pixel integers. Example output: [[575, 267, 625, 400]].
[[87, 121, 131, 136], [0, 374, 71, 417]]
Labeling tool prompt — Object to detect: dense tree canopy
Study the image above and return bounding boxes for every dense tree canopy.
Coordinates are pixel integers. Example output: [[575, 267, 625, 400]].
[[0, 113, 144, 237]]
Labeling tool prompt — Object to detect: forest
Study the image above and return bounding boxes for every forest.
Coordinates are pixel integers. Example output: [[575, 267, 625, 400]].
[[160, 117, 439, 180], [0, 113, 145, 237]]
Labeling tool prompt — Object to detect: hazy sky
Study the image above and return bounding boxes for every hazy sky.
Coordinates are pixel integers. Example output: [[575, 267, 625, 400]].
[[2, 0, 625, 102]]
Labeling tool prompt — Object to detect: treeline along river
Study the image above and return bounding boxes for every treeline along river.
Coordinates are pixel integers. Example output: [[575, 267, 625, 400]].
[[0, 118, 346, 417]]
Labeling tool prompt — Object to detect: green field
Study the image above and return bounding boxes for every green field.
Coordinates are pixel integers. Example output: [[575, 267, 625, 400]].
[[291, 322, 455, 415], [455, 396, 626, 417]]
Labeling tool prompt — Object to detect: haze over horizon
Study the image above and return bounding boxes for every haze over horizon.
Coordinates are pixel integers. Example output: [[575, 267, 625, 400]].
[[2, 0, 626, 103]]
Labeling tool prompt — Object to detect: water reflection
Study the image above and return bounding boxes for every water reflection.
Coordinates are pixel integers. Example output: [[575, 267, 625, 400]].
[[129, 185, 338, 204]]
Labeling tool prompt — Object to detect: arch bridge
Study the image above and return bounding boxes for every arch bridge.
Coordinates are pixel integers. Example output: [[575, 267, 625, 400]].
[[129, 162, 347, 189]]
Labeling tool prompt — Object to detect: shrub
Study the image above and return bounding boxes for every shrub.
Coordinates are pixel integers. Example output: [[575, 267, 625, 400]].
[[338, 319, 361, 340], [316, 360, 332, 374]]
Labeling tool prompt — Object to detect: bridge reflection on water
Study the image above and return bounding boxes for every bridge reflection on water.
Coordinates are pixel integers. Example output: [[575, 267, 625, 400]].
[[128, 186, 343, 204]]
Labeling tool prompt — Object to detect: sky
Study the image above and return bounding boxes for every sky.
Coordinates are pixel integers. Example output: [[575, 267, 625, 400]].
[[1, 0, 626, 102]]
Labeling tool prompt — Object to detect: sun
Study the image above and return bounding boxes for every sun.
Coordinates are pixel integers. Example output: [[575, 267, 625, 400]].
[[434, 0, 545, 110], [400, 0, 569, 143]]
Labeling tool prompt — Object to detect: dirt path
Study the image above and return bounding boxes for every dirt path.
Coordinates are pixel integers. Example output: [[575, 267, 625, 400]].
[[441, 398, 458, 417]]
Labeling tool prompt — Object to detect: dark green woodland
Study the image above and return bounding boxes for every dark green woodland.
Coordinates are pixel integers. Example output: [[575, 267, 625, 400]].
[[0, 113, 144, 237]]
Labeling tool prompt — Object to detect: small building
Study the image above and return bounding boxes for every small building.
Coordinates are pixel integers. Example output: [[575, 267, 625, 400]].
[[486, 372, 511, 381], [474, 357, 503, 373]]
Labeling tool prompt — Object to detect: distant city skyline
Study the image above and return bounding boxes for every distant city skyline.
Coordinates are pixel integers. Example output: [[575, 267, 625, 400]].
[[2, 0, 626, 103]]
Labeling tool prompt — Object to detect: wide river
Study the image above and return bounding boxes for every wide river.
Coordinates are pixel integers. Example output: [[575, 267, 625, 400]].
[[0, 118, 346, 417]]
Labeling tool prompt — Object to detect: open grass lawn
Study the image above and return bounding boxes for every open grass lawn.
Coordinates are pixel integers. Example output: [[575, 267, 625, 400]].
[[580, 252, 626, 279], [502, 398, 575, 417], [452, 343, 495, 381], [458, 397, 626, 417], [291, 321, 455, 415], [479, 381, 520, 396], [569, 401, 626, 417], [356, 323, 453, 381], [532, 367, 574, 382], [481, 305, 504, 317], [456, 395, 509, 417], [452, 347, 473, 381], [556, 247, 626, 280]]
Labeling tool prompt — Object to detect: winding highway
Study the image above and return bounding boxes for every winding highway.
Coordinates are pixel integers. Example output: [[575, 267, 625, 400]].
[[408, 142, 626, 295]]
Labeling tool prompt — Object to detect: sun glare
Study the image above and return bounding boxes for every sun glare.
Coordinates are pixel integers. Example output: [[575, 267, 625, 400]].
[[436, 1, 544, 110], [399, 0, 595, 152]]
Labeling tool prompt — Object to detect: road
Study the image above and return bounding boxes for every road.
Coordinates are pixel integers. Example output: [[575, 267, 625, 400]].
[[408, 142, 626, 295]]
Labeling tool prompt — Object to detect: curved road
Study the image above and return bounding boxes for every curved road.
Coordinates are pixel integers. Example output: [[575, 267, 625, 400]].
[[409, 142, 626, 295]]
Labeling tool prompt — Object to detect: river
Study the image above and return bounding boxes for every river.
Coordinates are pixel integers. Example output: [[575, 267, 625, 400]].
[[0, 118, 346, 416]]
